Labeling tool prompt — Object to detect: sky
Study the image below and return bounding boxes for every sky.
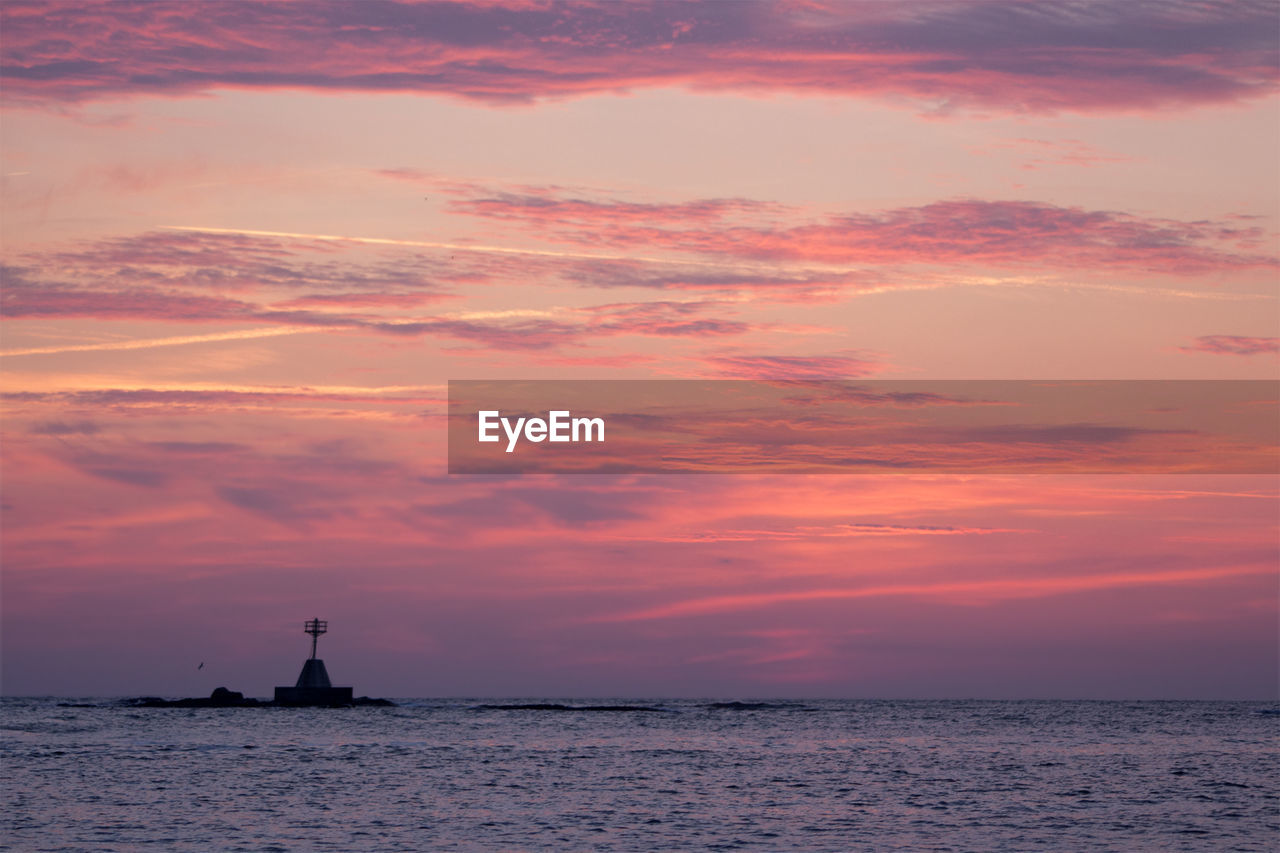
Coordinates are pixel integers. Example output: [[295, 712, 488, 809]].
[[1, 0, 1277, 699]]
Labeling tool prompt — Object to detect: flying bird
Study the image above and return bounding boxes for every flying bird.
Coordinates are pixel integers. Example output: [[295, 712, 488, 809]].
[[197, 662, 204, 670]]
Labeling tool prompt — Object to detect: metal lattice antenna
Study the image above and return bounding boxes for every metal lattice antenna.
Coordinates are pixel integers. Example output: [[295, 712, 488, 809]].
[[304, 618, 327, 660]]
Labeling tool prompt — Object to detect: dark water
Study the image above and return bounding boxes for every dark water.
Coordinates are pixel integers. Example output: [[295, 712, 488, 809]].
[[2, 698, 1276, 851]]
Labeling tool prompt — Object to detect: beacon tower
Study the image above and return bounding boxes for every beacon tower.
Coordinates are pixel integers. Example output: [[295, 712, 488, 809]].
[[274, 618, 355, 706]]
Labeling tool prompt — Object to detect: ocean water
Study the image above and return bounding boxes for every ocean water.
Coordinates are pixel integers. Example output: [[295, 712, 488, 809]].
[[2, 698, 1276, 851]]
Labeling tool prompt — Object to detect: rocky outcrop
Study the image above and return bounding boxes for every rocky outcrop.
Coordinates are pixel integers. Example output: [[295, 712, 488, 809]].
[[121, 688, 394, 708]]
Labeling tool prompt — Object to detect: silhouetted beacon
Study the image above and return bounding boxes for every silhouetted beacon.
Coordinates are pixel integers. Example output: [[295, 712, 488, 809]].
[[274, 618, 355, 706]]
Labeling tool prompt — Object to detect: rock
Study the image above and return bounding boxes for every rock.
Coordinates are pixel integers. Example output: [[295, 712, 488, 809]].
[[122, 690, 261, 708]]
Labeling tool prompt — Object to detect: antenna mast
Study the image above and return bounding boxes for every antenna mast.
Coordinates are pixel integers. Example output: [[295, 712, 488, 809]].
[[304, 618, 327, 660]]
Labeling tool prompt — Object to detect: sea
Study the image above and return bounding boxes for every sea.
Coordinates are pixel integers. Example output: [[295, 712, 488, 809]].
[[2, 698, 1276, 851]]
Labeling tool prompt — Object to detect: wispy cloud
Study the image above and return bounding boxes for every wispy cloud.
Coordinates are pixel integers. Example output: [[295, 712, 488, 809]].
[[1, 326, 339, 357], [698, 353, 882, 379], [969, 137, 1133, 171], [159, 225, 785, 273]]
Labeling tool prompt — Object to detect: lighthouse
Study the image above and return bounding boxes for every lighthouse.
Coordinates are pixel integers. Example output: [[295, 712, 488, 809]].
[[274, 618, 355, 706]]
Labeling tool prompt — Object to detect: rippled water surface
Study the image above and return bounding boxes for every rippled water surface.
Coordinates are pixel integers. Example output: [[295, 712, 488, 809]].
[[2, 698, 1276, 851]]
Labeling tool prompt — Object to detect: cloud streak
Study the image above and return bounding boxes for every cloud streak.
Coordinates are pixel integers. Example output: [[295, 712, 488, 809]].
[[0, 325, 339, 357], [3, 1, 1277, 114], [452, 191, 1278, 275], [596, 565, 1273, 622], [159, 225, 785, 273], [2, 232, 759, 353], [699, 354, 882, 380]]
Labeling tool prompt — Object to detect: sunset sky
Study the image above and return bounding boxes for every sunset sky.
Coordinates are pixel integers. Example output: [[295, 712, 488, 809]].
[[1, 0, 1277, 699]]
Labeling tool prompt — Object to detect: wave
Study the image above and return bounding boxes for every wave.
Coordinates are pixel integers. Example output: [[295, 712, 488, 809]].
[[702, 701, 811, 711], [470, 703, 668, 713]]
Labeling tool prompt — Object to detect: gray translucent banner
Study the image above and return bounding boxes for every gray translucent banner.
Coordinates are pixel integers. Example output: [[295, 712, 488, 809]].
[[447, 380, 1279, 474]]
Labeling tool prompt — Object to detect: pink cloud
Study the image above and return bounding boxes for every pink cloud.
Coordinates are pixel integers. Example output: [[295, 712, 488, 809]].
[[1179, 335, 1279, 356], [453, 192, 1278, 275], [271, 292, 452, 310], [4, 387, 443, 410], [41, 230, 467, 295], [3, 232, 760, 352], [551, 259, 876, 299], [581, 300, 748, 338], [596, 564, 1274, 623], [453, 190, 786, 225], [2, 271, 263, 322], [699, 353, 882, 379], [3, 1, 1276, 114]]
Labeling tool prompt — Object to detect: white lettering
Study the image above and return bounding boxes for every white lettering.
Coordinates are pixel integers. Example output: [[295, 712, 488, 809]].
[[573, 416, 604, 442], [478, 410, 500, 442], [501, 416, 526, 453], [480, 410, 605, 452], [549, 410, 570, 442]]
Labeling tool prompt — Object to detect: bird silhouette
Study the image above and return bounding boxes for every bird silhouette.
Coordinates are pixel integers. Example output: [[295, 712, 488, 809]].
[[197, 662, 204, 670]]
